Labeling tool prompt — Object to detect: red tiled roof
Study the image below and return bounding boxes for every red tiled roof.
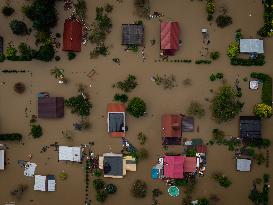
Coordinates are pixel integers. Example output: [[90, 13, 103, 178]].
[[164, 156, 184, 179], [196, 145, 207, 153], [184, 157, 196, 173], [111, 132, 125, 137], [160, 22, 180, 50], [162, 114, 182, 138], [107, 103, 126, 112], [62, 19, 82, 52]]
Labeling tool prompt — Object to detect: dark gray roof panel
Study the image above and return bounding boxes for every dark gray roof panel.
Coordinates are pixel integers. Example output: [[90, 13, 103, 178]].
[[122, 24, 144, 46], [240, 116, 261, 139], [109, 113, 124, 132], [103, 156, 123, 176]]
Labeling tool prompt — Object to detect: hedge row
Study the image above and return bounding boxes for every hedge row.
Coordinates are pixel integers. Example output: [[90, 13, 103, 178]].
[[251, 72, 272, 106], [0, 133, 22, 141], [231, 55, 265, 66], [257, 0, 273, 37]]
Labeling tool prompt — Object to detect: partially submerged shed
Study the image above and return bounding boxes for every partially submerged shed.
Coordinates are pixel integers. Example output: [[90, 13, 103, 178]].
[[160, 22, 180, 55], [38, 97, 64, 118], [236, 158, 251, 172], [63, 18, 82, 52], [122, 24, 144, 46], [240, 39, 264, 54], [34, 175, 46, 191], [184, 157, 197, 173], [58, 146, 82, 162], [0, 146, 4, 170], [182, 116, 194, 132], [239, 116, 261, 140]]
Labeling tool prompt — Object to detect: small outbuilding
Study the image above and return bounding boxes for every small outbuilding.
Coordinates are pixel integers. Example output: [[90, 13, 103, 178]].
[[184, 157, 197, 173], [0, 36, 3, 54], [239, 116, 261, 140], [240, 39, 264, 54], [58, 146, 82, 162], [182, 116, 194, 132], [38, 97, 64, 119], [63, 18, 82, 52], [24, 162, 37, 177], [47, 175, 56, 192], [0, 146, 5, 170], [34, 175, 47, 191], [107, 103, 126, 137], [196, 145, 207, 154], [122, 24, 144, 46], [160, 22, 180, 55], [236, 158, 251, 172]]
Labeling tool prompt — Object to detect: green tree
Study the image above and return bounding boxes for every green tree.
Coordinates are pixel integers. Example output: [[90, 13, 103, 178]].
[[197, 198, 210, 205], [127, 97, 146, 118], [137, 132, 147, 145], [131, 180, 147, 198], [253, 103, 272, 119], [18, 43, 32, 60], [216, 15, 233, 28], [22, 0, 57, 32], [210, 51, 220, 60], [113, 93, 128, 103], [9, 20, 28, 35], [50, 67, 64, 80], [2, 6, 15, 16], [68, 52, 76, 60], [115, 75, 138, 92], [65, 94, 92, 117], [96, 191, 108, 202], [31, 124, 43, 138], [93, 179, 105, 191], [75, 0, 87, 20], [212, 172, 232, 188], [187, 101, 205, 118], [106, 184, 117, 194], [35, 44, 55, 62], [211, 86, 244, 123]]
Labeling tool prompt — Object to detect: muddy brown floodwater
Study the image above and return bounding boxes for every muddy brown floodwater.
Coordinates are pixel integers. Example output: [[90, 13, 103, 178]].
[[0, 0, 273, 205]]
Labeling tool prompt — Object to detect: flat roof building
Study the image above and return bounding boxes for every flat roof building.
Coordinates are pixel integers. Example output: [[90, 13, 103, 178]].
[[122, 24, 144, 46], [240, 39, 264, 54], [240, 116, 261, 140], [237, 159, 251, 172], [58, 146, 82, 162]]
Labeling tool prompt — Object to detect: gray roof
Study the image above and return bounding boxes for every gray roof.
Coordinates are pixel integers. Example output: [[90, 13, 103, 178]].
[[109, 113, 125, 132], [240, 39, 264, 54], [103, 154, 123, 176], [182, 116, 194, 132], [0, 36, 3, 54], [240, 116, 261, 139], [122, 24, 144, 45], [237, 158, 251, 171]]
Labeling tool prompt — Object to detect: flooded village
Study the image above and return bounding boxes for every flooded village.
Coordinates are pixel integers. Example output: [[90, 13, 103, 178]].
[[0, 0, 273, 205]]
